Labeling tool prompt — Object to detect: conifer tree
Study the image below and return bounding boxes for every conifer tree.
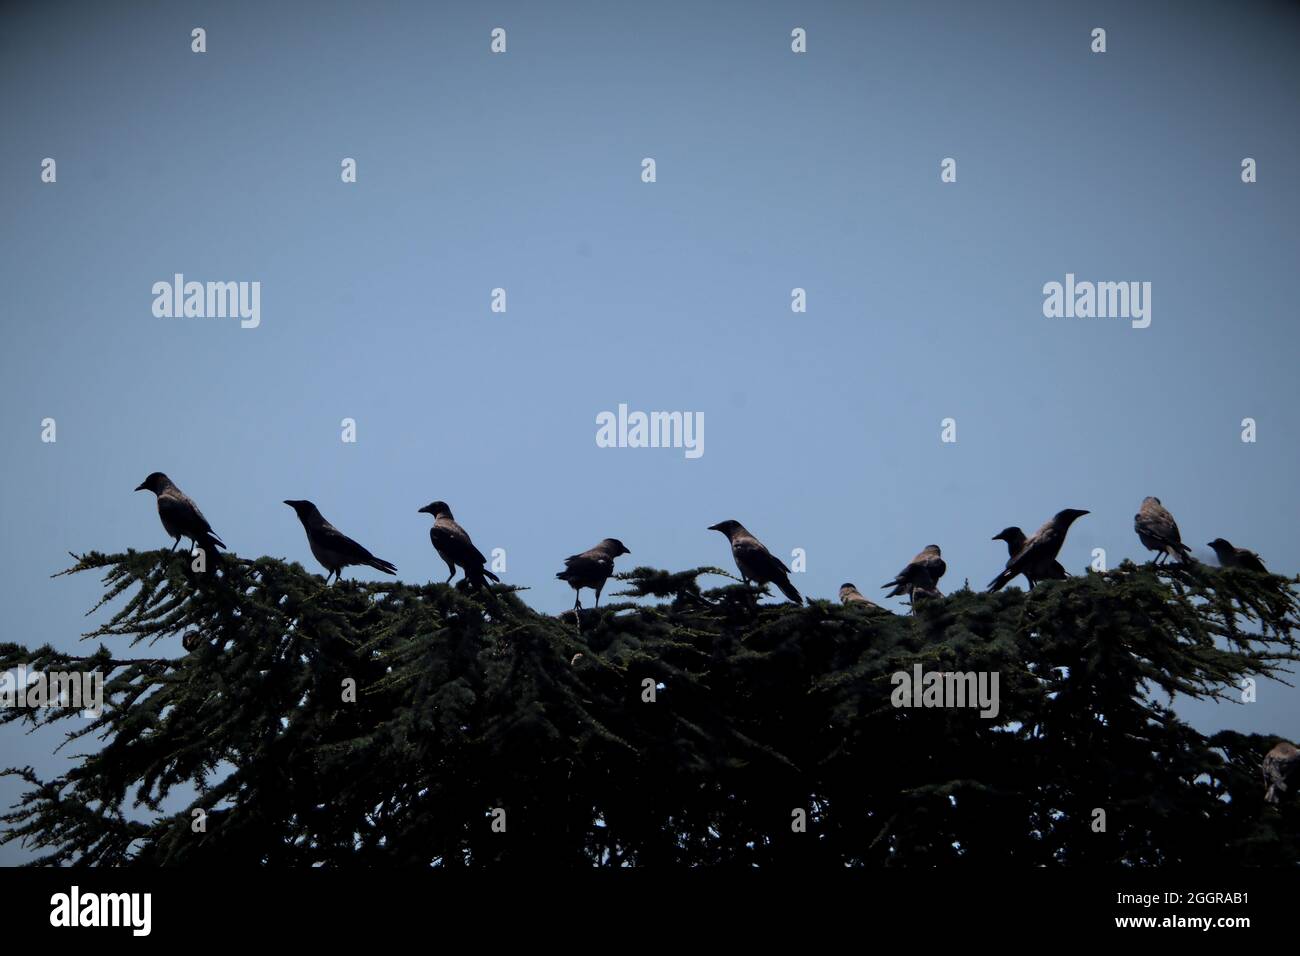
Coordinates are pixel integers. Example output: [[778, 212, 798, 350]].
[[2, 550, 1297, 865]]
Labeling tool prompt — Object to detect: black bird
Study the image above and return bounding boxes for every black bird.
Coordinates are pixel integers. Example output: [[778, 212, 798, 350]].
[[708, 520, 802, 604], [1135, 496, 1193, 564], [135, 472, 226, 556], [418, 500, 500, 589], [991, 527, 1067, 589], [1208, 538, 1269, 573], [1264, 741, 1299, 805], [988, 510, 1088, 592], [881, 545, 945, 599], [556, 538, 630, 611], [992, 526, 1027, 558], [284, 500, 396, 584]]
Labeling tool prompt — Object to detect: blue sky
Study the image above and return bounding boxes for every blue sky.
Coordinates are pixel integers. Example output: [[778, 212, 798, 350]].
[[1, 0, 1298, 862]]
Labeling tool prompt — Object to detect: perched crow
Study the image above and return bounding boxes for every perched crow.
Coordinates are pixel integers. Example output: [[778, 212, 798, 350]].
[[992, 526, 1027, 558], [418, 500, 500, 589], [839, 583, 880, 609], [708, 520, 802, 604], [991, 527, 1067, 589], [556, 538, 630, 611], [135, 472, 226, 556], [881, 545, 945, 599], [1263, 741, 1299, 805], [1135, 496, 1193, 564], [283, 500, 396, 584], [1208, 538, 1269, 573], [988, 510, 1088, 592]]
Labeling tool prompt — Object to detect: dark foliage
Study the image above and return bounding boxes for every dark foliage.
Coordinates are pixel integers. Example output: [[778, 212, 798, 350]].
[[2, 550, 1298, 866]]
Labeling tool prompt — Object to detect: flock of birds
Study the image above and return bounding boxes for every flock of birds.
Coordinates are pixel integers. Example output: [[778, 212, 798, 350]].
[[133, 474, 1273, 611], [130, 471, 1296, 806]]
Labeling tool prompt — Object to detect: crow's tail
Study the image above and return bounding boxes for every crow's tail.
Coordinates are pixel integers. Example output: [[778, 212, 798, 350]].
[[467, 565, 500, 588], [987, 569, 1015, 592], [368, 557, 398, 575], [775, 573, 802, 605], [193, 532, 226, 563]]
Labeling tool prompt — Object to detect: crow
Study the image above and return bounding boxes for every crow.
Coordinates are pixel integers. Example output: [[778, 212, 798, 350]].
[[283, 499, 396, 584], [1135, 496, 1193, 564], [418, 501, 500, 589], [135, 472, 226, 557], [991, 526, 1067, 589], [1264, 741, 1299, 805], [988, 510, 1088, 592], [839, 583, 880, 609], [881, 545, 945, 599], [556, 538, 630, 611], [708, 520, 802, 604], [1207, 538, 1269, 573]]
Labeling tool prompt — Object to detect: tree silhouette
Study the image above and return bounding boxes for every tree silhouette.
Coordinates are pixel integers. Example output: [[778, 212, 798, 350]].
[[2, 550, 1297, 866]]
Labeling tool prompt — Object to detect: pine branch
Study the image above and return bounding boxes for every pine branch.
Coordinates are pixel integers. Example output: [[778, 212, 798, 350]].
[[1, 550, 1297, 866]]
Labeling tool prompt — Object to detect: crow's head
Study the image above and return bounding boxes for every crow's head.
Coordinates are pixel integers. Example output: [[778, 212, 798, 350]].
[[283, 500, 321, 521], [134, 472, 171, 494], [599, 538, 631, 557]]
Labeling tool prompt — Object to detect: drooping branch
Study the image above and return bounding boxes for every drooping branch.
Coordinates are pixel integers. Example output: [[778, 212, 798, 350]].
[[2, 550, 1297, 866]]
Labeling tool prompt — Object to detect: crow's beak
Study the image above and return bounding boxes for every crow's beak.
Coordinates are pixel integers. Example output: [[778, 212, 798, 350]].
[[418, 505, 430, 514], [707, 524, 720, 532], [282, 500, 294, 507], [134, 482, 146, 492]]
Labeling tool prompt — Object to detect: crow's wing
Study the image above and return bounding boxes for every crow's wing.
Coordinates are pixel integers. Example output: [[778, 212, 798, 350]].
[[733, 536, 790, 578], [159, 493, 215, 538], [317, 524, 380, 565], [1237, 549, 1268, 573], [564, 550, 612, 576], [432, 518, 488, 566], [1136, 504, 1182, 548]]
